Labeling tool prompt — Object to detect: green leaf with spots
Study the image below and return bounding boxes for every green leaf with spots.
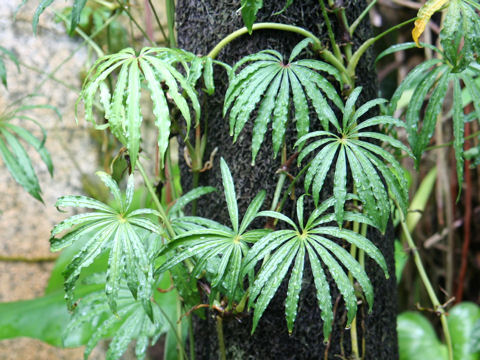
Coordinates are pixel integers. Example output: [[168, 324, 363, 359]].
[[297, 87, 410, 231], [225, 42, 341, 163], [50, 172, 162, 314], [78, 47, 200, 170], [381, 40, 480, 195], [66, 283, 172, 360], [157, 159, 266, 301], [248, 196, 387, 337]]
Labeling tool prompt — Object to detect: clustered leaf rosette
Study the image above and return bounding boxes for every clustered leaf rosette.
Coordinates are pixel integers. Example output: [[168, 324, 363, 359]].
[[78, 47, 203, 169], [156, 158, 269, 301], [50, 172, 163, 317], [244, 195, 389, 338], [65, 283, 168, 360], [296, 87, 411, 232], [224, 38, 343, 164], [378, 0, 480, 193]]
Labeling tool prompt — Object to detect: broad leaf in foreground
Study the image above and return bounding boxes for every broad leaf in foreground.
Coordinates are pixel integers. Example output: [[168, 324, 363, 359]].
[[157, 158, 268, 301], [50, 172, 163, 315], [296, 87, 411, 231], [224, 38, 343, 163], [244, 195, 388, 337]]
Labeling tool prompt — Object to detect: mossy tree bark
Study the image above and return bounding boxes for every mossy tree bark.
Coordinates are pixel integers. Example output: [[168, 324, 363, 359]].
[[175, 1, 398, 359]]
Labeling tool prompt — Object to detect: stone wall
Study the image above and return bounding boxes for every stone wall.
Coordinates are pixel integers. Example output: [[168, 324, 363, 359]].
[[0, 1, 102, 358]]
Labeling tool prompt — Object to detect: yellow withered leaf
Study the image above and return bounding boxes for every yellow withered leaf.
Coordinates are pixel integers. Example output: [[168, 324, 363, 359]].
[[412, 0, 450, 46]]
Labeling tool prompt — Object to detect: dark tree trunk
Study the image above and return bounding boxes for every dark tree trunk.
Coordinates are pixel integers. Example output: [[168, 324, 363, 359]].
[[176, 1, 398, 359]]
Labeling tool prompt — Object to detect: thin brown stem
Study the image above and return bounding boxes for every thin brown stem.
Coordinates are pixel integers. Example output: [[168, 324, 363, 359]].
[[455, 107, 473, 303], [397, 200, 454, 360]]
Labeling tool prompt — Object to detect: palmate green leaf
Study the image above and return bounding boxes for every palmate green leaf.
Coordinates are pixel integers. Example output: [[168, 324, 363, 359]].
[[157, 159, 266, 301], [247, 196, 387, 338], [297, 87, 410, 231], [66, 285, 168, 360], [50, 172, 163, 314], [79, 47, 200, 170], [383, 41, 480, 194], [224, 42, 342, 163], [0, 104, 55, 201]]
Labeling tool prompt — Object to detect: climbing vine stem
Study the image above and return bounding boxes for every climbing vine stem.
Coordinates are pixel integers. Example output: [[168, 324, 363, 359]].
[[216, 316, 227, 360], [396, 200, 453, 360], [137, 161, 176, 239], [207, 23, 323, 59], [349, 0, 379, 36], [347, 17, 417, 80], [318, 0, 343, 62]]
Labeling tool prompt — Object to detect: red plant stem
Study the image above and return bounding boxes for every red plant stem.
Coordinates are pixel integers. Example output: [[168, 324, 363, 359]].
[[455, 105, 473, 303], [145, 0, 154, 41], [165, 154, 173, 206]]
